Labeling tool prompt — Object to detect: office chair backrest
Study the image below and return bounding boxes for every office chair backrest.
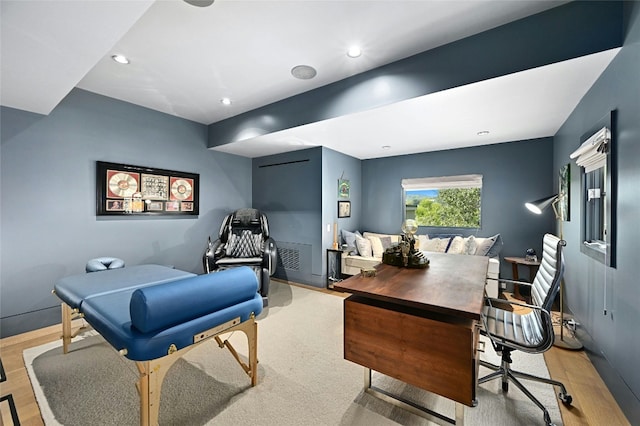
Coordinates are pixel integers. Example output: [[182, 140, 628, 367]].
[[531, 233, 566, 313]]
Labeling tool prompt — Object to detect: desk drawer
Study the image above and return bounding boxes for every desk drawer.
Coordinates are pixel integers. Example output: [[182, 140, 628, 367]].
[[343, 296, 478, 406]]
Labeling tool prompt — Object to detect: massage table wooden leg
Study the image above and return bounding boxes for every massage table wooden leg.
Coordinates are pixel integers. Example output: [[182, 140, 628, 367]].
[[61, 303, 72, 354], [214, 314, 259, 386], [60, 303, 86, 354], [137, 350, 182, 426], [135, 315, 259, 426]]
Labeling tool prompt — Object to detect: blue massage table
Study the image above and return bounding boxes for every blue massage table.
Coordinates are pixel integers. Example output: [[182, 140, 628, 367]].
[[53, 264, 263, 426]]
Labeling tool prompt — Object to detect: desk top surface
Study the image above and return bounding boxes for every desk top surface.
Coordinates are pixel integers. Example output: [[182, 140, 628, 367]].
[[334, 252, 489, 320]]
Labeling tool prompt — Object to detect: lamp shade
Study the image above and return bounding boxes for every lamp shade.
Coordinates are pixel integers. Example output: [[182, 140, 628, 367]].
[[525, 194, 558, 215]]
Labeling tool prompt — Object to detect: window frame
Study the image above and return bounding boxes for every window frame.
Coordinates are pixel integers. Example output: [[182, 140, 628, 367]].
[[576, 111, 616, 268], [401, 174, 483, 229]]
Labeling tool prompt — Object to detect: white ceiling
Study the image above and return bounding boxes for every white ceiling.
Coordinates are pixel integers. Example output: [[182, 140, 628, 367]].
[[1, 0, 618, 160]]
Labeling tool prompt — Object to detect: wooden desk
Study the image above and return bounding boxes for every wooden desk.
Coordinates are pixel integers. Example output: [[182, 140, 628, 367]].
[[334, 253, 489, 425], [503, 256, 541, 300]]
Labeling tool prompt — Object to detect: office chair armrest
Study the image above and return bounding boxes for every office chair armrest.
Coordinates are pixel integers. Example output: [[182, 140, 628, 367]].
[[485, 296, 537, 311], [497, 277, 533, 288]]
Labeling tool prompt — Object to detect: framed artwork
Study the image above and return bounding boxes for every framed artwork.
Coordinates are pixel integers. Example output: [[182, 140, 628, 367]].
[[147, 201, 164, 211], [559, 163, 570, 221], [96, 161, 199, 216], [338, 200, 351, 218], [338, 179, 350, 199]]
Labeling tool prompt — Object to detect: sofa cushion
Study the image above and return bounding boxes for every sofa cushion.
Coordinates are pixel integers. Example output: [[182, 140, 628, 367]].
[[362, 232, 401, 244], [366, 235, 385, 258], [464, 235, 478, 255], [474, 233, 503, 258], [379, 236, 393, 249], [362, 232, 398, 258], [343, 254, 380, 270], [418, 235, 450, 252], [447, 236, 481, 255], [355, 234, 373, 257], [428, 234, 463, 252], [447, 236, 466, 254], [340, 230, 360, 255]]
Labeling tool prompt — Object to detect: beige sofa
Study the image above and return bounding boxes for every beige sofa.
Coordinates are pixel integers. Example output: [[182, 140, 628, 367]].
[[341, 231, 501, 298]]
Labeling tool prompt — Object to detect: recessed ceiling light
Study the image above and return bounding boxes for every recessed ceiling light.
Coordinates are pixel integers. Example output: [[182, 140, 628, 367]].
[[477, 130, 490, 136], [382, 145, 391, 150], [111, 54, 129, 65], [347, 46, 362, 58], [220, 98, 232, 106], [291, 65, 317, 80]]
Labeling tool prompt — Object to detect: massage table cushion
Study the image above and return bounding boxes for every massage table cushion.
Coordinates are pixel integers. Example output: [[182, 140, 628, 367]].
[[54, 264, 195, 309], [56, 265, 262, 361]]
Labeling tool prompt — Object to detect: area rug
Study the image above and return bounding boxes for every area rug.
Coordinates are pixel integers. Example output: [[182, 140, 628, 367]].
[[24, 280, 562, 425]]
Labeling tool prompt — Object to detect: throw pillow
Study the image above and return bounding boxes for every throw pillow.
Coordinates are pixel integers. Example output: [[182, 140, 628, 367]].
[[475, 234, 502, 257], [355, 234, 373, 257], [464, 235, 477, 255], [417, 235, 429, 251], [428, 234, 462, 252], [474, 236, 491, 256], [447, 236, 465, 254], [486, 233, 503, 258], [379, 236, 393, 250], [367, 235, 385, 258], [420, 236, 450, 253], [341, 230, 360, 255]]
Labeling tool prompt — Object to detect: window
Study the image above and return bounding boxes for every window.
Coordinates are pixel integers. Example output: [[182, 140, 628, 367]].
[[571, 111, 616, 267], [402, 174, 482, 228], [583, 167, 605, 244]]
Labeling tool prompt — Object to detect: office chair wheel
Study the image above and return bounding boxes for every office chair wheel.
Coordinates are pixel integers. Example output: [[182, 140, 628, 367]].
[[559, 392, 573, 405], [502, 381, 509, 392]]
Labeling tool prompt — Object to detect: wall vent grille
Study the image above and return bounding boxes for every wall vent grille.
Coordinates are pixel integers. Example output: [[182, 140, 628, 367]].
[[258, 159, 309, 168], [277, 247, 300, 271]]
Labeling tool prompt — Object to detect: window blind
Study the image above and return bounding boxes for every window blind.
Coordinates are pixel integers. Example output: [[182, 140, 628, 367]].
[[570, 127, 610, 173], [401, 174, 482, 190]]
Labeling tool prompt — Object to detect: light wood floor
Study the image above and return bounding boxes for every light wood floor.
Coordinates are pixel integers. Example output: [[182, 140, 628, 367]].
[[0, 285, 630, 425]]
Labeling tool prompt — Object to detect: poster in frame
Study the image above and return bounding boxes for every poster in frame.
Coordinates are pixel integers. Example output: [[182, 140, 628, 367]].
[[338, 200, 351, 218], [338, 179, 350, 199], [96, 161, 199, 216]]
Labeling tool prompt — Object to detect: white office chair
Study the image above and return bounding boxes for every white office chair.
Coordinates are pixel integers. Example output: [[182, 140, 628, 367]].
[[479, 233, 572, 426]]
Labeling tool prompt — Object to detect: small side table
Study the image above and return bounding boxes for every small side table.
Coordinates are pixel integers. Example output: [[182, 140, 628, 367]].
[[326, 248, 343, 289], [503, 256, 541, 301]]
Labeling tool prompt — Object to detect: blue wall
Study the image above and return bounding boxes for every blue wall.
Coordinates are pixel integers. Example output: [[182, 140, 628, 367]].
[[251, 138, 554, 285], [0, 89, 252, 337], [552, 2, 640, 422], [252, 148, 323, 285], [361, 138, 555, 278], [251, 146, 361, 287], [322, 147, 362, 274]]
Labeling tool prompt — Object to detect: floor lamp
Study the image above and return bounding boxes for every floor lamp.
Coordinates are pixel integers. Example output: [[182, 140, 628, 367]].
[[525, 194, 583, 350]]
